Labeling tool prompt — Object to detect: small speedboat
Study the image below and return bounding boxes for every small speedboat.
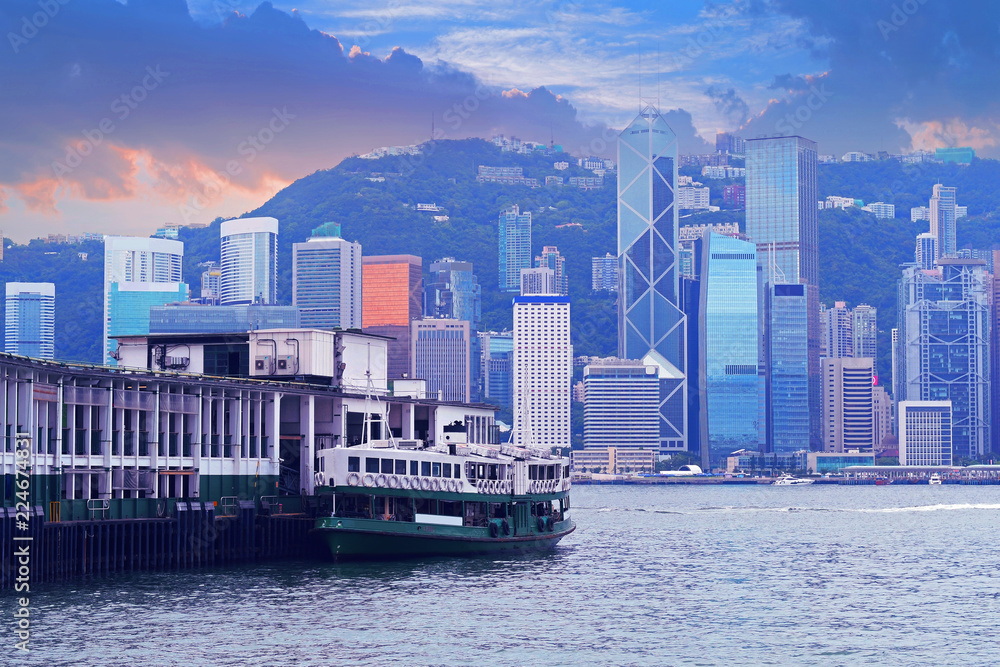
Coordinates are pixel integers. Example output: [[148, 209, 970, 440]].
[[772, 473, 814, 486], [928, 473, 943, 486]]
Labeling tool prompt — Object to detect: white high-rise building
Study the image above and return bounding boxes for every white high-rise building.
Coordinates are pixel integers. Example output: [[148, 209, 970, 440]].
[[823, 301, 853, 358], [103, 236, 184, 364], [220, 217, 279, 305], [898, 401, 952, 466], [513, 295, 572, 450], [821, 357, 874, 453], [520, 267, 556, 296], [852, 304, 877, 361], [873, 385, 892, 450], [4, 282, 55, 359], [929, 184, 957, 259], [583, 359, 660, 451], [293, 230, 362, 330]]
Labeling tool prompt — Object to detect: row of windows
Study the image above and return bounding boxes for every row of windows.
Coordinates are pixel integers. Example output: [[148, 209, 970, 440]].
[[349, 456, 462, 479]]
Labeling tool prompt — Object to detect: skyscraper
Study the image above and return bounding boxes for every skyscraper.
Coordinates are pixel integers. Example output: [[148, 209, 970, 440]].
[[362, 254, 422, 380], [498, 205, 532, 292], [821, 357, 874, 453], [617, 105, 687, 453], [929, 184, 957, 259], [591, 253, 618, 292], [852, 304, 877, 362], [103, 236, 184, 365], [199, 262, 221, 305], [535, 246, 567, 295], [513, 295, 572, 450], [746, 135, 821, 450], [424, 258, 481, 328], [898, 401, 953, 466], [915, 232, 938, 270], [479, 330, 514, 412], [991, 250, 1000, 455], [765, 283, 810, 453], [823, 301, 853, 358], [293, 224, 362, 330], [684, 233, 760, 468], [583, 359, 660, 451], [520, 267, 556, 295], [4, 282, 55, 359], [411, 318, 470, 402], [897, 258, 990, 460], [220, 217, 279, 305]]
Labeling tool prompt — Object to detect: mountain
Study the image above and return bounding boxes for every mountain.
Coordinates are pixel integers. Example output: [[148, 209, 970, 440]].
[[4, 139, 1000, 381]]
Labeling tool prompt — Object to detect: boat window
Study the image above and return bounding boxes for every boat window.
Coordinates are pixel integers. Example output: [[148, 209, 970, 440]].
[[528, 465, 537, 481], [421, 461, 431, 476], [347, 456, 360, 473], [454, 465, 462, 479], [335, 494, 371, 519], [563, 465, 569, 478], [415, 497, 435, 514], [443, 463, 452, 478], [432, 462, 442, 477], [365, 458, 379, 473], [464, 501, 488, 527], [395, 460, 407, 475], [489, 502, 508, 519], [410, 460, 418, 476], [487, 464, 498, 480], [547, 465, 555, 480], [381, 459, 394, 474], [439, 500, 462, 517], [477, 463, 486, 479]]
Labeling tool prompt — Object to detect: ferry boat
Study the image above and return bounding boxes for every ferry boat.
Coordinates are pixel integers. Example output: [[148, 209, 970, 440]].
[[312, 427, 575, 560]]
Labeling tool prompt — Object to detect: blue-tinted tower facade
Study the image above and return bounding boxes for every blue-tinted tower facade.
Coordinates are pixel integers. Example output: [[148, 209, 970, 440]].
[[766, 283, 810, 453], [4, 282, 55, 359], [617, 106, 687, 452], [498, 206, 532, 292]]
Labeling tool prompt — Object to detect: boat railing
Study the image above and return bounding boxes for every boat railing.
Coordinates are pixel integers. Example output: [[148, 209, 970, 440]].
[[219, 496, 239, 516], [87, 498, 110, 519]]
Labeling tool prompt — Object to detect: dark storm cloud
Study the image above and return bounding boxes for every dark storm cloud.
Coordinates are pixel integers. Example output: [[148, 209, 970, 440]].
[[706, 85, 750, 127], [0, 0, 626, 212], [740, 0, 1000, 155]]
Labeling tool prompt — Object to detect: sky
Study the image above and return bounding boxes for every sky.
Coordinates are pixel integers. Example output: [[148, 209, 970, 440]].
[[1, 0, 998, 241]]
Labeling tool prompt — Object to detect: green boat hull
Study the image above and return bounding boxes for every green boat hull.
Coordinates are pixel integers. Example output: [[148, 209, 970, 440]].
[[314, 516, 575, 560]]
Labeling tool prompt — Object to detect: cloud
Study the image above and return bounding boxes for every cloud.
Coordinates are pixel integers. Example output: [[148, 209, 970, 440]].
[[706, 85, 750, 128]]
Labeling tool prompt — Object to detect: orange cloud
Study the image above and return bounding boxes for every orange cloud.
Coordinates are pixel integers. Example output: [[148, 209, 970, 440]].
[[897, 118, 1000, 152]]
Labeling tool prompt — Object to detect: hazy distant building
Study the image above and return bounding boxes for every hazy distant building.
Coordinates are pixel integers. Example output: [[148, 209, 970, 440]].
[[149, 303, 300, 335], [520, 267, 556, 296], [293, 225, 362, 330], [929, 184, 957, 259], [992, 250, 1000, 455], [4, 282, 55, 359], [412, 318, 471, 403], [425, 258, 481, 329], [199, 262, 221, 305], [591, 253, 618, 292], [513, 296, 572, 450], [823, 301, 853, 358], [363, 254, 423, 380], [873, 385, 892, 450], [821, 357, 874, 453], [898, 401, 953, 466], [103, 236, 184, 365], [583, 359, 660, 451], [617, 105, 688, 453], [479, 330, 513, 412], [498, 205, 532, 292], [535, 246, 567, 295], [911, 206, 931, 223], [915, 233, 938, 270], [220, 217, 278, 305], [852, 304, 877, 362]]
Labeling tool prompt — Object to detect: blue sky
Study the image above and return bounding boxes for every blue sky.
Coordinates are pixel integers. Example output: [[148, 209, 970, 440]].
[[1, 0, 997, 240]]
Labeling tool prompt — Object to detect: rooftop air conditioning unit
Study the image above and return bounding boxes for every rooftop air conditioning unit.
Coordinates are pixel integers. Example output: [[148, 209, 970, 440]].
[[275, 356, 295, 375], [254, 356, 271, 373]]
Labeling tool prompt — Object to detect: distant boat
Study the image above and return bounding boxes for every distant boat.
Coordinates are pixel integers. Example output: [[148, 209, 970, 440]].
[[772, 473, 814, 486], [928, 473, 943, 486]]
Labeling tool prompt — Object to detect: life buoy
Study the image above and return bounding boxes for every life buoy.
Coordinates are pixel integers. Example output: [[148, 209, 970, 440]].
[[489, 521, 500, 538], [451, 479, 460, 493], [389, 475, 400, 489], [434, 478, 443, 492], [420, 477, 431, 491], [537, 516, 546, 532], [314, 471, 325, 487], [347, 472, 360, 487], [375, 474, 387, 487], [362, 473, 375, 488], [501, 518, 511, 536], [402, 476, 413, 490]]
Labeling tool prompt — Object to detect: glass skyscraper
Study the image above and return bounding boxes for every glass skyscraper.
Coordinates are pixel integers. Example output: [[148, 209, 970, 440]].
[[686, 233, 760, 467], [425, 258, 481, 329], [498, 205, 532, 292], [617, 105, 687, 453], [107, 282, 189, 361], [149, 303, 301, 334], [220, 217, 279, 305], [765, 282, 810, 453], [293, 225, 362, 330], [930, 184, 957, 259], [897, 258, 990, 460], [4, 282, 55, 359]]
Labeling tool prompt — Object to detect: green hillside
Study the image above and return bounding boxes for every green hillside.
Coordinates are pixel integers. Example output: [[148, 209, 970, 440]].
[[3, 139, 999, 379]]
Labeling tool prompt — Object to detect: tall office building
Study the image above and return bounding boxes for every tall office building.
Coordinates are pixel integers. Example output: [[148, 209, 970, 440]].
[[873, 385, 892, 450], [103, 236, 184, 365], [929, 184, 957, 259], [583, 360, 660, 451], [535, 246, 567, 295], [823, 301, 853, 358], [765, 283, 810, 453], [821, 357, 874, 453], [513, 295, 572, 450], [498, 205, 532, 292], [992, 251, 1000, 455], [898, 401, 953, 466], [149, 303, 300, 334], [746, 135, 821, 450], [684, 233, 760, 468], [411, 318, 470, 403], [108, 282, 189, 361], [592, 253, 618, 292], [220, 217, 279, 305], [4, 282, 55, 359], [617, 105, 688, 453], [199, 262, 221, 305], [479, 330, 514, 412], [897, 258, 990, 460], [852, 304, 877, 362], [891, 327, 900, 399], [292, 225, 363, 330], [915, 232, 938, 270], [425, 258, 481, 329], [362, 255, 423, 380], [520, 267, 556, 296]]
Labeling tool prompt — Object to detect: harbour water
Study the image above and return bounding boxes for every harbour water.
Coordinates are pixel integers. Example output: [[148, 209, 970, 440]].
[[11, 484, 1000, 666]]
